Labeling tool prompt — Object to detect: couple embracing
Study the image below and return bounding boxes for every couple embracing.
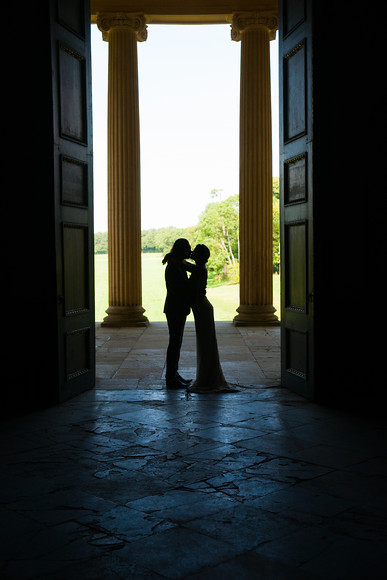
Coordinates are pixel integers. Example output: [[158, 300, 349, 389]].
[[163, 238, 237, 393]]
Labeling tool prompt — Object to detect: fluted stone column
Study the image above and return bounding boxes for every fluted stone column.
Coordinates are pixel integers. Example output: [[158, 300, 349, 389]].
[[232, 13, 279, 326], [97, 13, 148, 326]]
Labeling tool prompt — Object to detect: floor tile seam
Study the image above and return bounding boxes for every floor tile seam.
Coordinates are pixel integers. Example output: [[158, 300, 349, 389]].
[[252, 451, 369, 473], [3, 494, 382, 560], [200, 465, 306, 494], [169, 440, 251, 463], [81, 495, 380, 548], [269, 513, 382, 572], [252, 533, 331, 573], [288, 447, 385, 472], [341, 454, 387, 473], [112, 524, 247, 579], [177, 519, 318, 578], [176, 526, 267, 567], [294, 471, 377, 502], [124, 484, 236, 507], [180, 498, 311, 536], [122, 494, 238, 523], [223, 459, 338, 489], [253, 481, 364, 518], [284, 433, 387, 456], [5, 515, 100, 550], [68, 518, 139, 556]]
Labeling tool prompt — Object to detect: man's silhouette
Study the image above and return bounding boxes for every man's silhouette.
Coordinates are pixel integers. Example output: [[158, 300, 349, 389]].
[[162, 238, 192, 388]]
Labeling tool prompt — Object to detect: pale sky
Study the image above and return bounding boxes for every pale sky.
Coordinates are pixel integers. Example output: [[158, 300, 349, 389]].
[[91, 24, 279, 233]]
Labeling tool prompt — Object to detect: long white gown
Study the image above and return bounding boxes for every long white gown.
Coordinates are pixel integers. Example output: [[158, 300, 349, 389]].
[[188, 264, 238, 393]]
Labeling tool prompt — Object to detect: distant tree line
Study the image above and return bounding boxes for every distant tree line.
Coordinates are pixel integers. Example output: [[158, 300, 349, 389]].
[[95, 179, 280, 282], [94, 232, 108, 254]]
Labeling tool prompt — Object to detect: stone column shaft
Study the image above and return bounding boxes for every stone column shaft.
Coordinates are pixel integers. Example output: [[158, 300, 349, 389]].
[[97, 13, 148, 326], [232, 13, 279, 326]]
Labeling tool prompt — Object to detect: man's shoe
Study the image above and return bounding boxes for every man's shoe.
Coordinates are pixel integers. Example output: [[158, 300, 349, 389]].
[[176, 373, 192, 385], [166, 377, 186, 389]]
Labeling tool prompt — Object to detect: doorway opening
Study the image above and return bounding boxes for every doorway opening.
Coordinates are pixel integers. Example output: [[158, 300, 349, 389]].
[[91, 23, 280, 324]]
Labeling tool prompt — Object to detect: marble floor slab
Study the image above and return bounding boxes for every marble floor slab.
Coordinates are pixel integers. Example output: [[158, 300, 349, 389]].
[[1, 323, 386, 579]]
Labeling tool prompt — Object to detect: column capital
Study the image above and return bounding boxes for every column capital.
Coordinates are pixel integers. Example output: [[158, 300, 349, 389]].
[[231, 12, 278, 41], [97, 12, 148, 42]]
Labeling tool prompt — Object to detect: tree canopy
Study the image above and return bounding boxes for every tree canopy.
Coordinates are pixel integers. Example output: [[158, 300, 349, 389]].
[[95, 179, 280, 283], [193, 191, 239, 283]]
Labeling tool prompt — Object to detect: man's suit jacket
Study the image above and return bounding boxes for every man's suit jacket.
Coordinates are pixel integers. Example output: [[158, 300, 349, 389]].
[[163, 258, 190, 317]]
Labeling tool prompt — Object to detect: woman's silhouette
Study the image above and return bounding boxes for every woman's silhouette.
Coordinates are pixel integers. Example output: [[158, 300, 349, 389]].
[[187, 244, 237, 393]]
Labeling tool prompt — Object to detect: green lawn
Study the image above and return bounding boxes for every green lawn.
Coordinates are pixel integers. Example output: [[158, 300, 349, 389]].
[[94, 253, 281, 322]]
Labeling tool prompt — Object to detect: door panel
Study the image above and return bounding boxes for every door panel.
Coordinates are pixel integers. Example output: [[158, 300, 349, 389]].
[[285, 220, 307, 312], [283, 40, 306, 141], [279, 0, 314, 399], [284, 153, 307, 204], [285, 328, 308, 379], [65, 327, 92, 382], [62, 223, 89, 315], [58, 43, 87, 143], [61, 155, 89, 207], [51, 0, 95, 402]]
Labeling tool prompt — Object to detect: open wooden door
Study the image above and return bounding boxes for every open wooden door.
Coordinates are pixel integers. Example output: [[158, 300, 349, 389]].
[[50, 0, 95, 402], [279, 0, 314, 399]]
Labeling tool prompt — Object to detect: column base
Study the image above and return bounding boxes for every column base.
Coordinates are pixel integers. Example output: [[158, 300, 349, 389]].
[[101, 306, 149, 327], [233, 304, 280, 327]]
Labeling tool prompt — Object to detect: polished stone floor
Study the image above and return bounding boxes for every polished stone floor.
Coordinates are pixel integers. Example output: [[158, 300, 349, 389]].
[[1, 323, 386, 579], [95, 322, 281, 389]]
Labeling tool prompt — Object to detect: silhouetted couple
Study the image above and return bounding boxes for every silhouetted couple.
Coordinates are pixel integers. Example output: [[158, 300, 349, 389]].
[[163, 238, 237, 393]]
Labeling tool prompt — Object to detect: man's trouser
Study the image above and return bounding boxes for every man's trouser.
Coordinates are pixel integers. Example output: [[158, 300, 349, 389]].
[[165, 313, 186, 379]]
